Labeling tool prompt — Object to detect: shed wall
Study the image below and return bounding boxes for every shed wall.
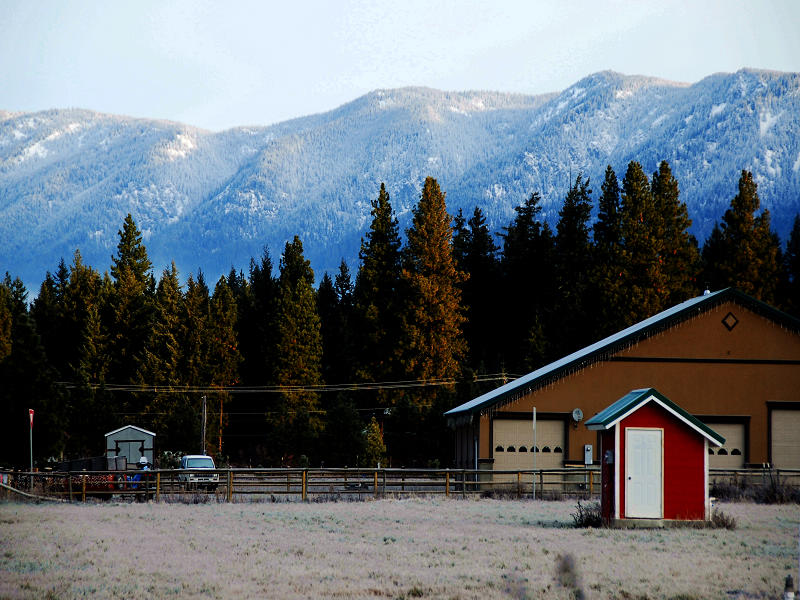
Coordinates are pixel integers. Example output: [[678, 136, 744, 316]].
[[617, 402, 706, 520]]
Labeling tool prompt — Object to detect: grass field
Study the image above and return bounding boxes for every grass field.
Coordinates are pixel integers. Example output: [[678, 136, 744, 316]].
[[0, 498, 796, 599]]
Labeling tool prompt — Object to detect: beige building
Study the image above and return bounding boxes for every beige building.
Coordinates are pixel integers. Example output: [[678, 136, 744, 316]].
[[445, 288, 800, 472]]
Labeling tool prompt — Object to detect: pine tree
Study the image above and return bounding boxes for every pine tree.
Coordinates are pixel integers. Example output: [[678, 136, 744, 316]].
[[782, 215, 800, 316], [206, 277, 242, 457], [136, 263, 191, 450], [181, 273, 211, 453], [400, 177, 467, 400], [619, 161, 667, 324], [361, 417, 387, 467], [354, 183, 404, 404], [554, 174, 593, 356], [0, 276, 66, 465], [651, 161, 700, 304], [500, 191, 556, 371], [63, 252, 112, 455], [0, 284, 11, 363], [592, 165, 626, 337], [108, 215, 155, 386], [702, 170, 782, 303], [270, 236, 324, 462], [455, 207, 501, 373]]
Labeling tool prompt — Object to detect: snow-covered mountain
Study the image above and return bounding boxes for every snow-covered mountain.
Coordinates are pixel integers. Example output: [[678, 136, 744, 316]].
[[2, 68, 799, 287]]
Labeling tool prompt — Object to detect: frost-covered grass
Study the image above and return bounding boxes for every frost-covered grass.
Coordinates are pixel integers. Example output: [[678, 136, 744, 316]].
[[0, 498, 796, 599]]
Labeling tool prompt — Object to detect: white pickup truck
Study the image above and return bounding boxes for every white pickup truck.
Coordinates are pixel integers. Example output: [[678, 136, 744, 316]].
[[178, 455, 219, 491]]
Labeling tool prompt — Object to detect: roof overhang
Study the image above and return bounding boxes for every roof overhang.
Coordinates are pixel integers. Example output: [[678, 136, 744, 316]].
[[585, 388, 725, 447]]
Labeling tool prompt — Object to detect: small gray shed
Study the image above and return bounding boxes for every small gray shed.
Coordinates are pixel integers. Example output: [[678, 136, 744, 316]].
[[105, 425, 156, 467]]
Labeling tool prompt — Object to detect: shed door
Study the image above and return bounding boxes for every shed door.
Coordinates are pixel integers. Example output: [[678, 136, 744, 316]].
[[625, 428, 662, 519], [706, 423, 745, 469], [771, 409, 800, 469]]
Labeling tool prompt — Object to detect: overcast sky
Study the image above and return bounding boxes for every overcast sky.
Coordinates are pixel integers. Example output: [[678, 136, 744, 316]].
[[2, 0, 799, 131]]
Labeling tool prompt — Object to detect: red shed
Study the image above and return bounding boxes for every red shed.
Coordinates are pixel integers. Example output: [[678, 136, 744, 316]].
[[585, 388, 725, 525]]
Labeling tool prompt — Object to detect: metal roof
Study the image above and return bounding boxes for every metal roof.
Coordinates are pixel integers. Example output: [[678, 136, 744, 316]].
[[444, 288, 800, 420], [584, 387, 725, 446], [105, 425, 156, 437]]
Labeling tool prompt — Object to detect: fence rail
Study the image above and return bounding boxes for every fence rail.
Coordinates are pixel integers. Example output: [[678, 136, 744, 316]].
[[1, 467, 798, 503]]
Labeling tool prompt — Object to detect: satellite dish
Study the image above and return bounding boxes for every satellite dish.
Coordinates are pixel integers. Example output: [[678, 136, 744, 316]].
[[572, 408, 583, 423]]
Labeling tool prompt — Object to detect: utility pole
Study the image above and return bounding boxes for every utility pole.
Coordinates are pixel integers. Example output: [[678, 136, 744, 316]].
[[29, 409, 34, 491], [201, 396, 207, 455]]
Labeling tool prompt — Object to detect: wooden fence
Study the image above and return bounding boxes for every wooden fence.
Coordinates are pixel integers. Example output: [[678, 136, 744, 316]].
[[1, 467, 798, 503]]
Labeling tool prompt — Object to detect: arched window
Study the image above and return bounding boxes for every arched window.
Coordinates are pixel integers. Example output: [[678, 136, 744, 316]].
[[718, 448, 728, 455], [518, 446, 528, 452], [495, 445, 504, 452], [542, 446, 551, 453], [507, 446, 516, 452], [532, 446, 539, 452], [708, 448, 715, 455], [554, 446, 563, 453], [731, 449, 742, 456]]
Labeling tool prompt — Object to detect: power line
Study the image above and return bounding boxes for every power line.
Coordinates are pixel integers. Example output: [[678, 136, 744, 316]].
[[54, 373, 519, 395]]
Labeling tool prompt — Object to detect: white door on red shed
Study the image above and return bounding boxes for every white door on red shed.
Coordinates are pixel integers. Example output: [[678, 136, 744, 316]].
[[625, 428, 663, 519]]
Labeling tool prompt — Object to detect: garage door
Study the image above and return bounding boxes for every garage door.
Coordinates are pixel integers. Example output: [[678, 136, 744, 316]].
[[771, 409, 800, 469], [706, 423, 745, 469], [493, 419, 565, 472]]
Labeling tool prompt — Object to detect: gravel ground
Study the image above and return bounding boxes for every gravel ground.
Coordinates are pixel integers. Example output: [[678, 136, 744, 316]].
[[0, 497, 797, 599]]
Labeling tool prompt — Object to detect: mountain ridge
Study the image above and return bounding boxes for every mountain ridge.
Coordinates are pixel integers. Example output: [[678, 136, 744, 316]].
[[2, 68, 799, 287]]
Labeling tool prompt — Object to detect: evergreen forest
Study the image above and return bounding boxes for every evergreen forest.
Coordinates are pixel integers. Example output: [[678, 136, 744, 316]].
[[2, 163, 799, 469]]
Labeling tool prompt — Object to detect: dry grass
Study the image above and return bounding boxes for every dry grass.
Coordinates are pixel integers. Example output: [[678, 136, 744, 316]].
[[0, 498, 796, 599]]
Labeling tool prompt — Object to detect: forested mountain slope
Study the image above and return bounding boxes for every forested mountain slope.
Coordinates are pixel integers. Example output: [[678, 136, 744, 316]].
[[1, 68, 798, 284]]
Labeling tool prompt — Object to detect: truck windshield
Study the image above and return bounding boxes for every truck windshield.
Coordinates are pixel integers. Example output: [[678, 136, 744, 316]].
[[186, 458, 215, 469]]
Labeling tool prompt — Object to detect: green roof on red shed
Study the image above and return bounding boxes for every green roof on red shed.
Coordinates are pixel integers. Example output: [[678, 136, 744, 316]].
[[585, 387, 725, 446]]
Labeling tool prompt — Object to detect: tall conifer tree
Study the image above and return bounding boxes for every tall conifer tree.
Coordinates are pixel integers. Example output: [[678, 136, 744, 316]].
[[651, 161, 700, 304], [554, 174, 593, 356], [354, 183, 404, 404], [270, 236, 323, 462], [619, 161, 667, 324], [400, 177, 467, 397], [702, 170, 781, 302], [593, 165, 626, 337], [500, 191, 555, 371]]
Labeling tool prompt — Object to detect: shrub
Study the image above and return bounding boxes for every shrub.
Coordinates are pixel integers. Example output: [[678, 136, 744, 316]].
[[709, 508, 736, 530], [571, 500, 602, 528], [710, 472, 800, 504]]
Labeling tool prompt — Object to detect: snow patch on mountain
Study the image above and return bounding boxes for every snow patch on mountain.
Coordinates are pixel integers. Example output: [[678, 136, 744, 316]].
[[759, 110, 780, 136]]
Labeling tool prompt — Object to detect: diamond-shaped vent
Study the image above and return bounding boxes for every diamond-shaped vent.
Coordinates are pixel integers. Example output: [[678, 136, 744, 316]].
[[722, 312, 739, 331]]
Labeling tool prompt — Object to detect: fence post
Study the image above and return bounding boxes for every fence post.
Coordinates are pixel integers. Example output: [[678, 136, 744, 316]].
[[589, 470, 594, 497], [155, 472, 161, 503], [227, 470, 233, 503], [302, 470, 307, 501], [81, 475, 86, 503], [538, 470, 544, 500], [445, 470, 450, 497], [517, 471, 521, 497], [68, 474, 73, 502], [374, 471, 378, 498]]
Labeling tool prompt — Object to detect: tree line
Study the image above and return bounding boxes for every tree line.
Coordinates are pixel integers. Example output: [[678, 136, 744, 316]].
[[1, 163, 799, 469]]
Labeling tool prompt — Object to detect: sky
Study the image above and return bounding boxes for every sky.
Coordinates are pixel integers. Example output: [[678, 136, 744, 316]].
[[2, 0, 800, 131]]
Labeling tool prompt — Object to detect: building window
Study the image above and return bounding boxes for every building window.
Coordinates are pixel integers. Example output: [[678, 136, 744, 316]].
[[554, 446, 563, 453], [519, 446, 528, 452], [718, 448, 728, 455], [495, 445, 504, 452], [731, 449, 742, 455], [542, 446, 551, 453], [507, 446, 516, 452]]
